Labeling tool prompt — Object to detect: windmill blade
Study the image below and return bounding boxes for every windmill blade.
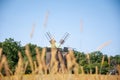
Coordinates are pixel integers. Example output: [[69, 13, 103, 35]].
[[45, 32, 55, 44], [45, 33, 50, 41], [46, 32, 52, 40], [30, 23, 35, 39], [58, 32, 70, 47], [96, 40, 112, 51], [63, 32, 70, 41]]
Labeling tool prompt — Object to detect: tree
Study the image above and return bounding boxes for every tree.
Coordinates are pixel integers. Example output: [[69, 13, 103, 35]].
[[114, 55, 120, 64], [0, 38, 21, 72]]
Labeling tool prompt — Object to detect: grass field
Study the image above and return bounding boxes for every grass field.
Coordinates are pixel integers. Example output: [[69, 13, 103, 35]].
[[2, 74, 120, 80], [0, 46, 120, 80]]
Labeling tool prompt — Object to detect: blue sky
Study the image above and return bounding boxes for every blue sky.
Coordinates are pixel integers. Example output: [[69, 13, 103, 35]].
[[0, 0, 120, 56]]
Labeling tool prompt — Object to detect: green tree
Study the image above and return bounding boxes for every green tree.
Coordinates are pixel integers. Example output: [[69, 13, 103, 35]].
[[114, 55, 120, 64], [0, 38, 21, 72]]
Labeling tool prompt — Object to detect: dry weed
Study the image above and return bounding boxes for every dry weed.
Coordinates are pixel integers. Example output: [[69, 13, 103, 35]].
[[25, 44, 34, 74]]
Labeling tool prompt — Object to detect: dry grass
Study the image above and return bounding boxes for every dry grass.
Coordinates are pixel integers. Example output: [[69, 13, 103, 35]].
[[80, 66, 85, 74], [30, 24, 35, 39], [2, 74, 120, 80], [108, 56, 110, 67], [57, 50, 67, 73], [15, 51, 23, 75], [100, 55, 105, 74], [0, 45, 120, 80], [41, 48, 47, 74], [66, 49, 79, 74], [0, 48, 2, 59], [35, 47, 42, 74], [25, 44, 34, 74], [50, 47, 58, 74], [96, 40, 112, 51], [96, 66, 98, 75], [116, 65, 120, 75], [43, 10, 49, 27]]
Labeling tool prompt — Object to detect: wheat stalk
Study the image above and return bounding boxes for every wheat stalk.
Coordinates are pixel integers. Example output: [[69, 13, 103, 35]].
[[35, 47, 41, 66], [30, 23, 35, 39], [3, 55, 12, 76], [0, 55, 6, 72], [23, 63, 28, 75], [34, 61, 37, 73], [0, 52, 12, 77], [0, 72, 4, 80], [15, 51, 24, 75], [41, 48, 46, 61], [100, 55, 105, 74], [0, 50, 12, 77], [66, 50, 73, 74], [66, 49, 78, 74], [0, 50, 4, 78], [116, 65, 120, 75], [86, 53, 92, 74], [14, 51, 24, 80], [25, 44, 34, 74], [86, 53, 90, 64], [41, 48, 47, 74], [96, 40, 112, 51], [50, 47, 58, 74], [95, 66, 98, 75], [108, 56, 110, 67], [35, 47, 44, 74], [43, 10, 49, 27], [35, 48, 41, 63], [0, 48, 2, 59], [101, 55, 105, 66], [57, 50, 67, 73], [80, 66, 84, 74]]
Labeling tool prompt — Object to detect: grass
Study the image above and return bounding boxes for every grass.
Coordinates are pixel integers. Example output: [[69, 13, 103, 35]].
[[0, 45, 120, 80], [2, 74, 120, 80]]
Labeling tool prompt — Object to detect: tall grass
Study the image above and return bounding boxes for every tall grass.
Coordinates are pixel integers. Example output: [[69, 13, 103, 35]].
[[25, 44, 34, 74], [100, 55, 105, 74], [0, 45, 120, 80]]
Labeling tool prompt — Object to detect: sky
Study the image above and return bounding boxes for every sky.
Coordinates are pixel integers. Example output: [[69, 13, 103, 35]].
[[0, 0, 120, 56]]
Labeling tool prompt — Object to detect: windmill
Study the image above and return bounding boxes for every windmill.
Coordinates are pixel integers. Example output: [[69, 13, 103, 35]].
[[45, 32, 70, 66]]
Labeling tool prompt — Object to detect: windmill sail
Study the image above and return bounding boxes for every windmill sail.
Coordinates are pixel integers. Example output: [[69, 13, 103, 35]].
[[58, 32, 70, 48]]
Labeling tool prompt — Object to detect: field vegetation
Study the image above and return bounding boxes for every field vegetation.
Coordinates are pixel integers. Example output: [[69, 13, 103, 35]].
[[0, 38, 120, 80]]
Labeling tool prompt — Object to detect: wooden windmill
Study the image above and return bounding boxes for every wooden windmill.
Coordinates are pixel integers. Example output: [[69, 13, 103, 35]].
[[45, 32, 70, 70]]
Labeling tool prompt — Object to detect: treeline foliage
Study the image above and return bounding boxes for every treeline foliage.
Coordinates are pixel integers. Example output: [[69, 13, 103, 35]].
[[0, 38, 120, 74]]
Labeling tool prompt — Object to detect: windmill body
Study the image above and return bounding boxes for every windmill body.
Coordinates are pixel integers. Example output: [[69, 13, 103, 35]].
[[45, 32, 70, 71]]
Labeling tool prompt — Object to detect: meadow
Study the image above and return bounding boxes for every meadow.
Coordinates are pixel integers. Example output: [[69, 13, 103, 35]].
[[0, 41, 120, 80]]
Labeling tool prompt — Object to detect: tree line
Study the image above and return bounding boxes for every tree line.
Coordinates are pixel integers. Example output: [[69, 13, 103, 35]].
[[0, 38, 120, 75]]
